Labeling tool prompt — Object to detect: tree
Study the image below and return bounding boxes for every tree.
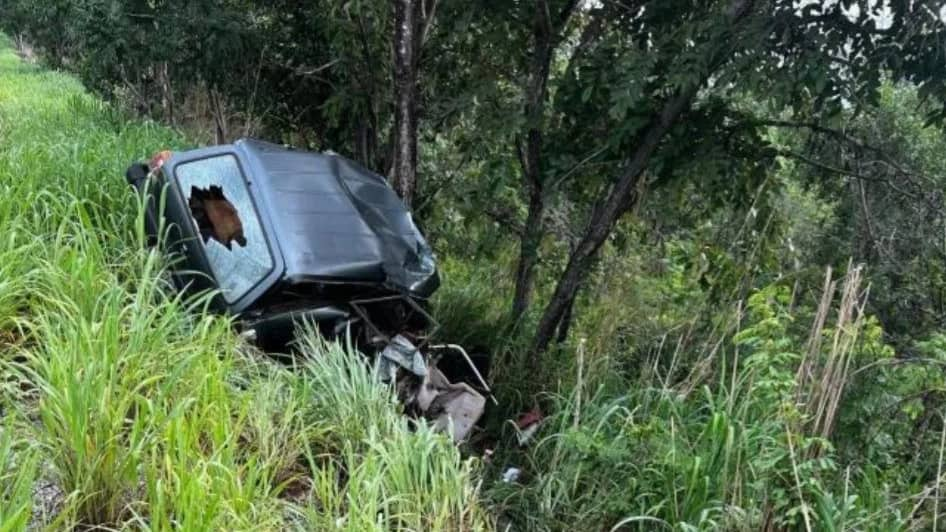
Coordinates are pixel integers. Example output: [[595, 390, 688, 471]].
[[391, 0, 437, 206], [526, 0, 946, 356], [511, 0, 581, 318], [774, 83, 946, 345], [391, 0, 419, 205]]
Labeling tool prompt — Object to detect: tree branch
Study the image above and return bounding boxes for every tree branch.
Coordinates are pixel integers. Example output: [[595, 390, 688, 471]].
[[546, 145, 609, 192], [759, 119, 900, 164], [420, 0, 439, 46], [758, 118, 939, 189], [773, 147, 923, 202], [484, 206, 525, 237], [292, 59, 340, 77]]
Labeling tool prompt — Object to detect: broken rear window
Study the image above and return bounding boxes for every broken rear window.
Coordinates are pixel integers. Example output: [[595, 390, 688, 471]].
[[175, 154, 273, 303]]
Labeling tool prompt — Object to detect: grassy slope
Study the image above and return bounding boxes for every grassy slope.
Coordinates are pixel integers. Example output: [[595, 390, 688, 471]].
[[0, 38, 488, 531], [3, 31, 942, 532]]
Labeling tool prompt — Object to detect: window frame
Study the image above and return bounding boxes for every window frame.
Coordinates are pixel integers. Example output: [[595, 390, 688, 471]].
[[171, 151, 279, 306]]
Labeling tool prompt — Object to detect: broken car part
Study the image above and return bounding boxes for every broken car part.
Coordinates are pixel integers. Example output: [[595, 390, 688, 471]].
[[515, 408, 544, 447], [125, 138, 488, 441]]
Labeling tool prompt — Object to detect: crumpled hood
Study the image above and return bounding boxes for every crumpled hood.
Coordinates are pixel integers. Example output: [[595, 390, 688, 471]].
[[237, 138, 440, 297]]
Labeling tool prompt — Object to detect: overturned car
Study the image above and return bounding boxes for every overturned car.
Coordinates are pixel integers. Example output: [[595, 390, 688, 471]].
[[125, 138, 489, 441]]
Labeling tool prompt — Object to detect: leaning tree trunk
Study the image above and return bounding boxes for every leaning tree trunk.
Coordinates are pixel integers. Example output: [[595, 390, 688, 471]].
[[529, 0, 756, 358], [530, 87, 699, 357], [392, 0, 420, 207]]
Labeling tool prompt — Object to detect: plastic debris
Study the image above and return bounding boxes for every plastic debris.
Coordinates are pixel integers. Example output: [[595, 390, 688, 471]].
[[515, 408, 544, 447], [415, 367, 486, 442], [502, 467, 522, 483]]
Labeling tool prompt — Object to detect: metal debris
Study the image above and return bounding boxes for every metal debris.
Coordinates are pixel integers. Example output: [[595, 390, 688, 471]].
[[377, 334, 428, 382], [415, 367, 486, 442]]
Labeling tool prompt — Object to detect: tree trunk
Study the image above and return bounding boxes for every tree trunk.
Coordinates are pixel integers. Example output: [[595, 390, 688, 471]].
[[209, 86, 228, 144], [510, 0, 556, 317], [555, 291, 576, 344], [392, 0, 420, 207], [356, 122, 377, 173], [530, 87, 699, 356], [512, 181, 545, 317], [158, 62, 174, 126]]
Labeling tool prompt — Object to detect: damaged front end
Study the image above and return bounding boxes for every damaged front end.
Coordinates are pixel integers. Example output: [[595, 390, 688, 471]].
[[125, 139, 489, 441]]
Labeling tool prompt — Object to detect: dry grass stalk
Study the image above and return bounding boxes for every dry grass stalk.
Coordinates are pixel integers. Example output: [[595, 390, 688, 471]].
[[795, 263, 870, 453]]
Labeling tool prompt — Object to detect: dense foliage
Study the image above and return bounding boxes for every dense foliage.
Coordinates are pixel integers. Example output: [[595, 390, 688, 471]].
[[2, 0, 946, 530]]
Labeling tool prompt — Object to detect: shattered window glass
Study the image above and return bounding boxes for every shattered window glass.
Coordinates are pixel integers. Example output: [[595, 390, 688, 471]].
[[175, 155, 273, 303]]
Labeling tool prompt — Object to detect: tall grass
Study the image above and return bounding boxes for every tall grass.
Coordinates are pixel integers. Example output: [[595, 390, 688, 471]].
[[482, 267, 936, 531], [293, 332, 490, 530], [0, 420, 38, 531]]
